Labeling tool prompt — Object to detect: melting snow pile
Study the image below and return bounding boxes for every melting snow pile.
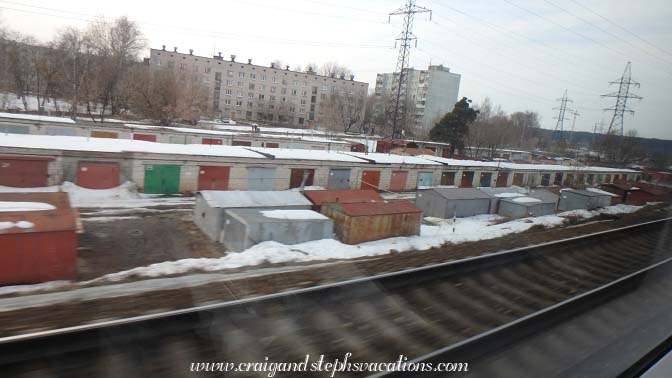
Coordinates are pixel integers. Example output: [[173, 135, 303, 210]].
[[0, 220, 34, 230], [260, 210, 328, 220], [0, 202, 55, 212]]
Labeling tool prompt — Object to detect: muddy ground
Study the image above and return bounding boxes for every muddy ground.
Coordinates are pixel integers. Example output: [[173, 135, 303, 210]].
[[0, 204, 669, 336]]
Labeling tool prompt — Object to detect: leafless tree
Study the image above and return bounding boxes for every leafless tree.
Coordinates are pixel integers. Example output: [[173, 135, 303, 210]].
[[319, 61, 352, 78], [320, 91, 367, 133], [128, 66, 210, 125], [5, 35, 38, 112], [304, 63, 318, 73]]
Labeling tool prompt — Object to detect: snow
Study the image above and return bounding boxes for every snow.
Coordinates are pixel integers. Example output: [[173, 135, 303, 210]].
[[0, 202, 56, 212], [0, 220, 34, 230], [0, 182, 193, 208], [419, 155, 638, 173], [247, 147, 367, 162], [0, 111, 75, 124], [347, 152, 442, 165], [631, 187, 640, 190], [261, 210, 328, 220], [586, 187, 619, 196], [558, 204, 643, 218], [494, 192, 525, 198], [512, 197, 542, 203]]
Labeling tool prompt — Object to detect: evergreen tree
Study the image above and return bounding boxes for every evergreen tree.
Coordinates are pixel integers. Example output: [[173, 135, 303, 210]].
[[429, 97, 478, 157]]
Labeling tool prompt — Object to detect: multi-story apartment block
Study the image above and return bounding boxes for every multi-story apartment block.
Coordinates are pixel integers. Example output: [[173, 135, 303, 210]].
[[374, 65, 461, 133], [149, 47, 369, 128]]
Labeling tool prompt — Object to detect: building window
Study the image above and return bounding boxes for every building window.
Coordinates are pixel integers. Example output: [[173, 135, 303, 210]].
[[205, 67, 211, 73], [239, 72, 245, 78], [269, 104, 275, 110], [155, 59, 161, 66], [249, 73, 256, 80], [226, 80, 233, 86], [289, 107, 295, 113], [259, 85, 265, 91], [301, 90, 307, 97], [298, 117, 304, 125], [237, 91, 243, 97], [271, 87, 276, 93], [270, 95, 276, 101], [225, 89, 232, 96], [259, 94, 265, 100], [302, 81, 307, 87], [258, 103, 264, 109], [322, 85, 327, 91], [236, 100, 242, 107], [179, 63, 186, 70], [292, 81, 298, 86], [281, 79, 288, 85], [247, 102, 253, 107], [299, 108, 305, 114], [261, 75, 267, 81], [320, 93, 326, 100], [300, 99, 307, 105], [291, 89, 297, 95], [272, 77, 278, 83], [224, 99, 231, 105], [281, 88, 287, 94], [248, 92, 254, 99], [249, 83, 255, 90], [227, 70, 233, 77], [237, 82, 243, 88]]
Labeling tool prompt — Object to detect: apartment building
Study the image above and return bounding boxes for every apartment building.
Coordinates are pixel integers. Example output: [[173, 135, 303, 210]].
[[149, 47, 368, 128], [374, 65, 461, 133]]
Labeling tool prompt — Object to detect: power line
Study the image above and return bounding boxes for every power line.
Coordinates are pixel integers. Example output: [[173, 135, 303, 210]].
[[567, 0, 672, 58], [552, 89, 573, 141]]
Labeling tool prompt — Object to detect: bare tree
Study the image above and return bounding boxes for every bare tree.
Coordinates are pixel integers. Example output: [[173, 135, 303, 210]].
[[304, 63, 318, 73], [320, 91, 367, 133], [319, 61, 352, 78], [6, 35, 38, 112], [53, 27, 94, 119], [128, 66, 210, 125]]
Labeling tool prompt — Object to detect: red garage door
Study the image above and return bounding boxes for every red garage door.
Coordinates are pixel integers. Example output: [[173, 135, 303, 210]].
[[133, 133, 157, 142], [0, 157, 50, 187], [198, 166, 230, 190], [496, 171, 509, 187], [289, 168, 315, 189], [77, 162, 121, 189], [360, 170, 381, 191], [202, 138, 223, 145], [389, 171, 408, 192]]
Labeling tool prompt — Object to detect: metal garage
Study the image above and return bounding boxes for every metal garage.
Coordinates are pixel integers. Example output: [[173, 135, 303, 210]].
[[0, 156, 50, 187], [90, 130, 118, 139], [415, 188, 491, 218], [198, 166, 230, 190], [289, 168, 315, 189], [133, 133, 157, 142], [460, 171, 474, 187], [417, 172, 433, 188], [202, 138, 223, 145], [247, 167, 276, 191], [389, 171, 408, 191], [327, 169, 351, 190], [144, 164, 181, 194], [441, 171, 456, 186], [76, 162, 121, 189], [0, 124, 30, 134]]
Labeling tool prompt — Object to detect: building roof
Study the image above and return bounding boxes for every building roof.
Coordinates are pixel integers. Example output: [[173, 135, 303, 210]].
[[563, 189, 611, 197], [0, 192, 78, 234], [422, 188, 491, 200], [303, 190, 383, 206], [478, 186, 528, 198], [328, 200, 421, 216], [500, 196, 546, 207], [198, 190, 312, 208], [226, 208, 330, 224], [526, 188, 559, 203]]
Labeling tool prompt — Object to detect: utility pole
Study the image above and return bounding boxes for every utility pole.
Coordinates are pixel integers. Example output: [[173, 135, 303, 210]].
[[568, 109, 580, 145], [552, 89, 572, 141], [602, 62, 642, 136], [388, 0, 431, 139]]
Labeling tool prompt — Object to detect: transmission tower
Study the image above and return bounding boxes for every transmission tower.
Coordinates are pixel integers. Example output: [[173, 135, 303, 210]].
[[602, 62, 642, 136], [552, 89, 573, 141], [388, 0, 431, 139]]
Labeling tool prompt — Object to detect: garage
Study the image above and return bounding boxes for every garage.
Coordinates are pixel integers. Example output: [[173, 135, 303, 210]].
[[76, 162, 121, 189], [496, 171, 509, 187], [460, 171, 474, 188], [144, 164, 181, 194], [289, 168, 315, 189], [441, 171, 456, 186], [198, 166, 230, 190], [133, 133, 157, 142], [417, 172, 433, 188], [0, 156, 50, 187], [90, 130, 118, 139], [247, 167, 276, 191], [202, 138, 223, 145], [327, 168, 351, 189], [360, 170, 380, 191], [389, 171, 408, 191]]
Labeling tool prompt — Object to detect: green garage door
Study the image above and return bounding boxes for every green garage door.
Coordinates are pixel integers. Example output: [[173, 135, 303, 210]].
[[144, 164, 181, 194]]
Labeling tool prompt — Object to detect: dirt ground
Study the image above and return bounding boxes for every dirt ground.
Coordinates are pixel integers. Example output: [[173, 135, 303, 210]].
[[76, 207, 226, 280], [0, 204, 669, 336]]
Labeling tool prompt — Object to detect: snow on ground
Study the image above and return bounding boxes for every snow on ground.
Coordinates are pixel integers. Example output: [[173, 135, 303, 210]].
[[81, 216, 141, 222], [0, 111, 75, 124], [0, 182, 193, 208], [92, 203, 647, 283]]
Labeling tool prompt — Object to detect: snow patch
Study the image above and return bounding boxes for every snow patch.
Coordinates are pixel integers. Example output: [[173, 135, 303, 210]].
[[512, 197, 542, 203], [0, 220, 34, 230], [0, 202, 56, 212], [586, 187, 618, 196], [494, 192, 525, 198]]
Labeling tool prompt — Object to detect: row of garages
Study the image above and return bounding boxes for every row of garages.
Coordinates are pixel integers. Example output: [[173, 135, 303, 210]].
[[0, 119, 351, 151], [0, 151, 642, 194]]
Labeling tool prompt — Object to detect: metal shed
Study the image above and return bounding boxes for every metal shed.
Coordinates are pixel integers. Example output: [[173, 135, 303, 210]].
[[321, 200, 421, 244], [415, 188, 491, 218], [498, 196, 557, 219], [0, 192, 80, 284], [478, 186, 528, 214], [526, 188, 560, 208], [558, 189, 614, 211], [303, 189, 384, 212], [193, 190, 312, 242], [221, 209, 333, 252]]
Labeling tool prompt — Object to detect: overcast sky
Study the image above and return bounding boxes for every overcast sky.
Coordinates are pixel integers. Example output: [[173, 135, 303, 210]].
[[1, 0, 671, 139]]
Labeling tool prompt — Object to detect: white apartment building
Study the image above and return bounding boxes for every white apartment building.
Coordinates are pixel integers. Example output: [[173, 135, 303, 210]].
[[374, 65, 461, 133], [149, 47, 368, 128]]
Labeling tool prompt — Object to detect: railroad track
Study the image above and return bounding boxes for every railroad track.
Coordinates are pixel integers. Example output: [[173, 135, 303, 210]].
[[1, 218, 671, 377]]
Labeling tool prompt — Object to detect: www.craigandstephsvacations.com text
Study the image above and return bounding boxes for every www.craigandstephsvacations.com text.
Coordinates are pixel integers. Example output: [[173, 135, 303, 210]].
[[190, 354, 468, 377]]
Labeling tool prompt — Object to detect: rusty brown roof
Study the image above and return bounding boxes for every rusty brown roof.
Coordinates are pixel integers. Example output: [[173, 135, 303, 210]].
[[0, 192, 78, 234], [303, 190, 384, 206], [329, 200, 421, 216]]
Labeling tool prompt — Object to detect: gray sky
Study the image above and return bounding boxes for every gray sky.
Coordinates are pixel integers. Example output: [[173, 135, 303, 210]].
[[1, 0, 671, 139]]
